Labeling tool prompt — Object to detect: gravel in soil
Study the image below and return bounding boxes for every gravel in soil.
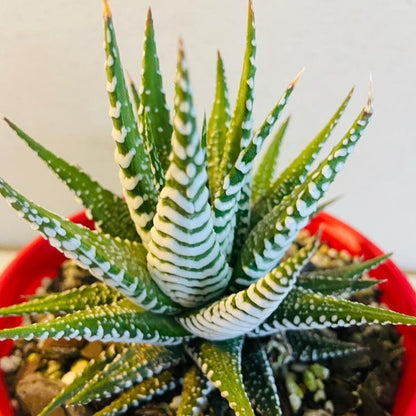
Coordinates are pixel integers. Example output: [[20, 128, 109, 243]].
[[1, 231, 404, 415]]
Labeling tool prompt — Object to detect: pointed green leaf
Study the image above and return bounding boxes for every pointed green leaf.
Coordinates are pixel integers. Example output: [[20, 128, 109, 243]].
[[285, 330, 359, 362], [303, 253, 391, 280], [92, 370, 178, 416], [242, 339, 282, 416], [297, 253, 390, 296], [219, 0, 256, 180], [178, 237, 317, 340], [71, 344, 183, 405], [138, 7, 172, 171], [251, 116, 290, 204], [201, 112, 207, 159], [177, 365, 213, 416], [187, 338, 255, 416], [232, 179, 252, 261], [2, 116, 139, 242], [253, 287, 416, 336], [103, 5, 158, 243], [297, 277, 381, 297], [251, 87, 355, 226], [207, 52, 231, 195], [143, 112, 166, 191], [126, 71, 141, 114], [233, 89, 373, 289], [39, 350, 116, 416], [0, 177, 180, 313], [0, 300, 191, 344], [316, 195, 342, 213], [213, 75, 299, 257], [0, 283, 123, 316], [146, 42, 231, 308]]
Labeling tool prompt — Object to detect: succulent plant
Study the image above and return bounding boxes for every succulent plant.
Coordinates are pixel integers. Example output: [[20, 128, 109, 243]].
[[0, 1, 415, 415]]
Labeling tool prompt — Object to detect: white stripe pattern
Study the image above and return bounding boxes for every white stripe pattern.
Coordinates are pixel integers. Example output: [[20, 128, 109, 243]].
[[178, 238, 317, 340], [147, 43, 231, 308]]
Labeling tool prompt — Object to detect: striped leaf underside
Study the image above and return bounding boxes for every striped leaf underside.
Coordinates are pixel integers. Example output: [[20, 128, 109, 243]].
[[146, 42, 230, 308], [178, 238, 317, 340], [0, 283, 123, 316], [0, 177, 180, 314]]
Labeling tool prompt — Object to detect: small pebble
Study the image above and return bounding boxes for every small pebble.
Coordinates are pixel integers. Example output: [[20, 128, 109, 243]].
[[61, 371, 76, 385], [0, 354, 22, 372]]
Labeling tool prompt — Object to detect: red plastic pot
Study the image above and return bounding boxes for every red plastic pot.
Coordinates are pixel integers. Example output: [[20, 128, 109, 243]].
[[0, 211, 415, 415]]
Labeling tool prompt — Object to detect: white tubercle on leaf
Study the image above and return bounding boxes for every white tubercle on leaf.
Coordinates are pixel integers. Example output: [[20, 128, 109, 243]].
[[103, 6, 158, 243]]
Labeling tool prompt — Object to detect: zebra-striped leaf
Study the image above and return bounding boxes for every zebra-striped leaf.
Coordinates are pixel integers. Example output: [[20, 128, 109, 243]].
[[0, 177, 180, 314], [232, 179, 252, 261], [213, 74, 300, 258], [70, 344, 183, 405], [285, 330, 359, 362], [252, 287, 416, 336], [251, 116, 290, 204], [39, 350, 117, 416], [0, 299, 191, 345], [138, 7, 172, 171], [251, 87, 355, 226], [302, 253, 391, 280], [92, 370, 178, 416], [207, 52, 231, 196], [218, 0, 256, 181], [177, 365, 213, 416], [178, 237, 317, 340], [104, 4, 158, 243], [146, 41, 230, 308], [187, 338, 255, 416], [233, 88, 373, 289], [0, 283, 122, 316], [2, 116, 139, 242], [242, 339, 282, 416]]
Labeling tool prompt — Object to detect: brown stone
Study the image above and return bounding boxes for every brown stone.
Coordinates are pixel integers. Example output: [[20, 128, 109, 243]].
[[65, 405, 93, 416], [15, 354, 41, 383], [15, 373, 65, 416], [80, 341, 103, 360], [40, 338, 84, 359]]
